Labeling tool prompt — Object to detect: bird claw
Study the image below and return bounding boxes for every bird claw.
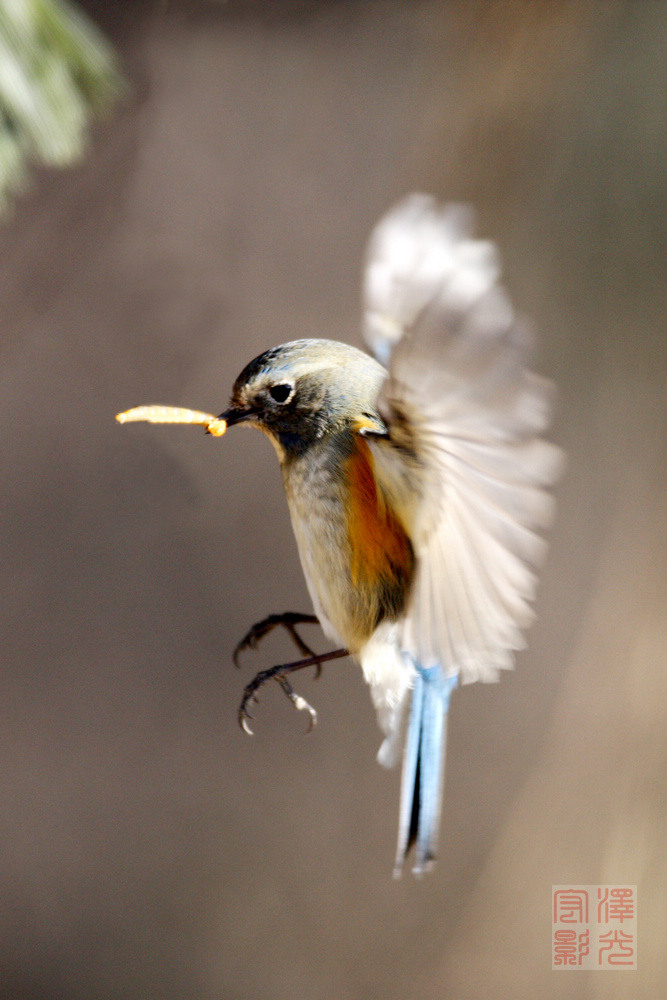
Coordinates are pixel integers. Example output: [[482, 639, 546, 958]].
[[233, 612, 319, 668], [237, 676, 317, 736], [239, 713, 255, 736], [233, 630, 260, 668], [238, 692, 258, 735], [233, 638, 252, 670], [234, 645, 346, 738], [284, 687, 318, 734]]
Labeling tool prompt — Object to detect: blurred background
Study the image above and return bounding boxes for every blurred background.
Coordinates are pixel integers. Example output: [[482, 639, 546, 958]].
[[1, 1, 666, 997]]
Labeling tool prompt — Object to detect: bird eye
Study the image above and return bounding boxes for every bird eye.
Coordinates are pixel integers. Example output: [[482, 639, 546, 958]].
[[269, 383, 293, 404]]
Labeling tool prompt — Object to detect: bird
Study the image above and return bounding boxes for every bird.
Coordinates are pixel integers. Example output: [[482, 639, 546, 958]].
[[117, 194, 562, 876]]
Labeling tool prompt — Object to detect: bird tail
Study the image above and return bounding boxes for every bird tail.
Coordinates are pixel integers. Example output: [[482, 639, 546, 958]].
[[394, 665, 458, 877]]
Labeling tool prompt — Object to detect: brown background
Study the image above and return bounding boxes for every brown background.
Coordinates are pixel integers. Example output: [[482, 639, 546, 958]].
[[1, 2, 665, 997]]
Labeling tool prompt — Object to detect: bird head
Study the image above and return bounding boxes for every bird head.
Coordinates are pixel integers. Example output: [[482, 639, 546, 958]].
[[218, 339, 387, 459]]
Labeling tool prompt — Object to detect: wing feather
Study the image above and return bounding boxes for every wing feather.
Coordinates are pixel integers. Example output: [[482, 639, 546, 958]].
[[363, 195, 563, 683]]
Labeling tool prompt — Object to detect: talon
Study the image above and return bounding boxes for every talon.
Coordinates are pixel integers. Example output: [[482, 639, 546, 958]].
[[233, 647, 347, 738], [233, 633, 262, 669], [232, 629, 263, 669], [278, 677, 318, 733], [232, 612, 320, 668], [238, 689, 259, 734], [240, 714, 254, 736], [293, 695, 318, 733]]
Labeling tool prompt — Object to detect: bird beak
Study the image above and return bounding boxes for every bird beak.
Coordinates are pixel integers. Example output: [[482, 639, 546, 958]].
[[209, 405, 254, 436]]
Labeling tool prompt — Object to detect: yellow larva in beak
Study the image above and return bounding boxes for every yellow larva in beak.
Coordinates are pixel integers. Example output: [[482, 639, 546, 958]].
[[115, 405, 227, 436]]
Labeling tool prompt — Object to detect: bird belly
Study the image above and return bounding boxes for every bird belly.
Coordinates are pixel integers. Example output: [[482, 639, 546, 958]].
[[282, 436, 414, 654]]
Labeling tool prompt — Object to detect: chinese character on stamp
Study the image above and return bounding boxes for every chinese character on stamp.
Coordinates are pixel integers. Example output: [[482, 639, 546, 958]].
[[552, 886, 637, 970]]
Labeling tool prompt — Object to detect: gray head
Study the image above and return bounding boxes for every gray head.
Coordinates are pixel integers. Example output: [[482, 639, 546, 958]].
[[219, 339, 387, 458]]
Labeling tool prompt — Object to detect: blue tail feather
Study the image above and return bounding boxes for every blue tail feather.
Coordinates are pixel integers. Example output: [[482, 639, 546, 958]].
[[393, 665, 458, 877]]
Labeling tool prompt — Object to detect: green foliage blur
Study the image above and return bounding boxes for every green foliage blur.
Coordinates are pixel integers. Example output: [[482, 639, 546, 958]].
[[0, 0, 121, 213]]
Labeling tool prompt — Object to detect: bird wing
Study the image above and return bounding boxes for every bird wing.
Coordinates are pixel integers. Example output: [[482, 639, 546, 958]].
[[363, 194, 563, 683]]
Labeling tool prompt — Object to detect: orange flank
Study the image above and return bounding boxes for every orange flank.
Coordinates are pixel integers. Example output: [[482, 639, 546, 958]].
[[344, 436, 414, 591]]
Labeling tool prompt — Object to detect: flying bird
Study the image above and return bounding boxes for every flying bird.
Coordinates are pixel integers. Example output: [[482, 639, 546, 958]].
[[117, 195, 562, 875]]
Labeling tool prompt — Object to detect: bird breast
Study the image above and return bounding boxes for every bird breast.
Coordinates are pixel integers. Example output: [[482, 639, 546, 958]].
[[282, 432, 415, 655]]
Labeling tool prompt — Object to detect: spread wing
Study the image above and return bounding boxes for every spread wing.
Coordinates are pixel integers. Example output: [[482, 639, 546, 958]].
[[363, 194, 563, 683]]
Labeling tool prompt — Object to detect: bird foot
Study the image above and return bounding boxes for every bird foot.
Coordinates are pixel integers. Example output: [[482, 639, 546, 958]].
[[236, 648, 349, 735], [233, 612, 320, 673]]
